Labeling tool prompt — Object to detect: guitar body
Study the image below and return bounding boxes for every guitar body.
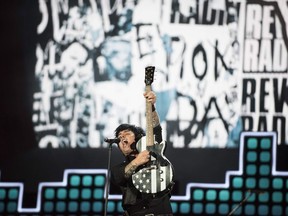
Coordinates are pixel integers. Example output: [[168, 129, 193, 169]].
[[132, 136, 174, 194]]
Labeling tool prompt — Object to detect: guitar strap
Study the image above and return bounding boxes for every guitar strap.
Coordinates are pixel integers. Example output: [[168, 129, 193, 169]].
[[130, 141, 137, 151]]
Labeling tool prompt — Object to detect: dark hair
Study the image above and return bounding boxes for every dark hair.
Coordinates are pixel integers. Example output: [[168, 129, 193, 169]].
[[114, 123, 145, 143]]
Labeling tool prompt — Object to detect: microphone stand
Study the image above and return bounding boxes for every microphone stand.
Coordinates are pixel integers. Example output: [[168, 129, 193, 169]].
[[104, 141, 115, 216], [228, 190, 254, 216]]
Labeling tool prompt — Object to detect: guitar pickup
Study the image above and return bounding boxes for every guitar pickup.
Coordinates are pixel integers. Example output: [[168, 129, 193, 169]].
[[143, 165, 157, 171]]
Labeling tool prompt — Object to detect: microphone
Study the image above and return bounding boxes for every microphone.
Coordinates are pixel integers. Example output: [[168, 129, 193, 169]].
[[104, 137, 120, 144]]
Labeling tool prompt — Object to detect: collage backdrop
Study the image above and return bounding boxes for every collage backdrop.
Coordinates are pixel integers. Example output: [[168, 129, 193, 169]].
[[0, 0, 287, 215], [33, 0, 287, 150]]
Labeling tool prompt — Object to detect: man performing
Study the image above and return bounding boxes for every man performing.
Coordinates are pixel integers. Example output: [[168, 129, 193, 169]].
[[111, 90, 174, 216]]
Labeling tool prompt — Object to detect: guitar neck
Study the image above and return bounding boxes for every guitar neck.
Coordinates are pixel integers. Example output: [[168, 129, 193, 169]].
[[145, 85, 154, 146]]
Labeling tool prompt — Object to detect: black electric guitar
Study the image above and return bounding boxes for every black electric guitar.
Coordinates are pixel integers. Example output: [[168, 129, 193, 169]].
[[132, 66, 174, 194]]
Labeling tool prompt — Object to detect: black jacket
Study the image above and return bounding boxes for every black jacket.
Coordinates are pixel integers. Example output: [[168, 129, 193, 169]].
[[111, 125, 173, 215]]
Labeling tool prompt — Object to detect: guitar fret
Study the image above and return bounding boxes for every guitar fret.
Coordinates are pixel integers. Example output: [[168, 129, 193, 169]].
[[146, 85, 153, 147]]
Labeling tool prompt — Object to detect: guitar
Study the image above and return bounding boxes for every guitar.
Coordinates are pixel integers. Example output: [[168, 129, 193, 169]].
[[132, 66, 174, 194]]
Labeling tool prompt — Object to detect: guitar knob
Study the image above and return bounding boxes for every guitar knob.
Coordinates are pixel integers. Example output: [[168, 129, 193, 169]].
[[160, 178, 164, 182]]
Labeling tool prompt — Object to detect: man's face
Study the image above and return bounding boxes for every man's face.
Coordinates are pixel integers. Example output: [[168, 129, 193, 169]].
[[117, 130, 136, 156]]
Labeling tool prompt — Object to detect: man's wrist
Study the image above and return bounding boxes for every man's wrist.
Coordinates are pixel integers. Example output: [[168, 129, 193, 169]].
[[131, 160, 138, 167]]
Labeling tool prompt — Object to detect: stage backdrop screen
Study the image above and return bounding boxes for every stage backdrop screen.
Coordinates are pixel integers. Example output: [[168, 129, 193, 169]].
[[0, 0, 287, 215]]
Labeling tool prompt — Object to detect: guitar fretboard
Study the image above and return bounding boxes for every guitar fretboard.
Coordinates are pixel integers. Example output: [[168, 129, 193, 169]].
[[145, 85, 154, 147]]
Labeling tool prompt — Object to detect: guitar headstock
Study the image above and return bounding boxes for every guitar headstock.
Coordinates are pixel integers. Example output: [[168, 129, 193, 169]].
[[145, 66, 155, 86]]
